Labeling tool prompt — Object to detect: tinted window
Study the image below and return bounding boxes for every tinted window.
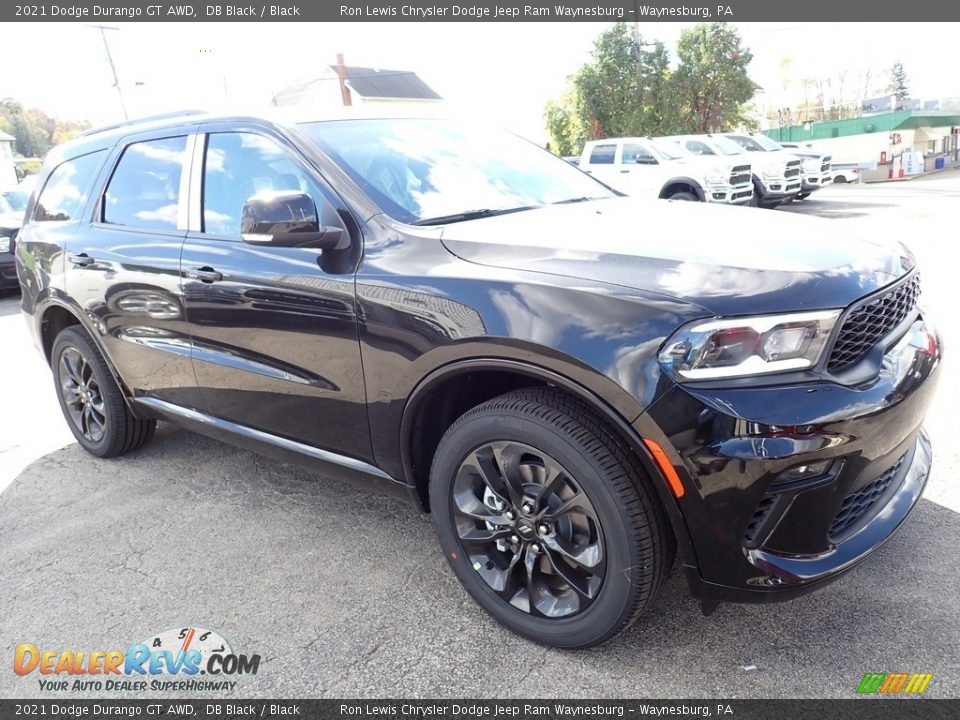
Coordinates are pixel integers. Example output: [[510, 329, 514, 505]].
[[588, 144, 616, 165], [202, 132, 340, 237], [103, 136, 187, 230], [34, 151, 106, 222], [621, 143, 656, 164]]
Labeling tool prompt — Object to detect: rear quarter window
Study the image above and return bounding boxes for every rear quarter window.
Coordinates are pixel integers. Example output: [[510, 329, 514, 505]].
[[34, 151, 106, 222]]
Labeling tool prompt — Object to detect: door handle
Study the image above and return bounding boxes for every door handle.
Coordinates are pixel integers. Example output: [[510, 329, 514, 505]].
[[187, 266, 223, 283], [69, 253, 94, 267], [620, 169, 631, 174]]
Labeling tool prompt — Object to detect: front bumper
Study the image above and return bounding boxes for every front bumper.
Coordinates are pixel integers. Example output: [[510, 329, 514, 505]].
[[755, 175, 802, 201], [640, 316, 941, 605], [801, 172, 833, 192], [704, 183, 754, 205]]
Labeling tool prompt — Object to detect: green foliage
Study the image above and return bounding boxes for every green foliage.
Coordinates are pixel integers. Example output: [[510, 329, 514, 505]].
[[545, 23, 757, 153], [671, 24, 756, 133], [0, 99, 90, 158], [888, 62, 909, 101]]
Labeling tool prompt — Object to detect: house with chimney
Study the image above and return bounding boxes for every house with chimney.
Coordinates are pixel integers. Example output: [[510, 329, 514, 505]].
[[272, 55, 442, 111]]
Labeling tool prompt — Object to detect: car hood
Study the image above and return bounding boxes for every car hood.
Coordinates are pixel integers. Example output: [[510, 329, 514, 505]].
[[439, 197, 915, 316]]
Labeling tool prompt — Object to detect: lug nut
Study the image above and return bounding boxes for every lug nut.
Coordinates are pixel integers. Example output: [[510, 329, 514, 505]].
[[522, 502, 534, 514], [505, 510, 516, 521], [530, 543, 542, 554], [509, 534, 520, 545], [538, 524, 550, 535]]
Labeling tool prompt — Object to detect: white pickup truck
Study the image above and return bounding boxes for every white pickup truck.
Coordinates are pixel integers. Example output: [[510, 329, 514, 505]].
[[664, 134, 803, 209], [578, 137, 753, 205]]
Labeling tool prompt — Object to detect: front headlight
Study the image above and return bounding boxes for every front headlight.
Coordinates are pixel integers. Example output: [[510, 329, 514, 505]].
[[0, 235, 10, 254], [659, 310, 842, 380]]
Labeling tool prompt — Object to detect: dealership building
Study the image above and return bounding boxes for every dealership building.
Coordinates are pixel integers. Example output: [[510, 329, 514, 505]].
[[765, 110, 960, 181]]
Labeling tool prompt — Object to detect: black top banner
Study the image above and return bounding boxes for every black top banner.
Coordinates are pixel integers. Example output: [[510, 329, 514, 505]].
[[5, 0, 960, 22]]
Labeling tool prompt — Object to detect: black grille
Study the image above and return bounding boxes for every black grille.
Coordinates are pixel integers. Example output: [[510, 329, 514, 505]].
[[827, 274, 921, 373], [829, 453, 907, 541], [785, 160, 801, 178], [730, 165, 751, 186], [744, 495, 776, 545], [821, 156, 832, 173]]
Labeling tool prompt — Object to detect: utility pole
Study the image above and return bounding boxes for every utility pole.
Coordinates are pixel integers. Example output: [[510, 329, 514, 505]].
[[86, 24, 127, 120]]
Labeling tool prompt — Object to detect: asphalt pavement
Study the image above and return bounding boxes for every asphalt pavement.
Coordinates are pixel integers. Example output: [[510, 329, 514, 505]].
[[1, 172, 958, 699]]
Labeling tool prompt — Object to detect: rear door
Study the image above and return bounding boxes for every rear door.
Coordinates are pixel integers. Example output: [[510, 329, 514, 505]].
[[67, 129, 200, 407], [180, 123, 371, 461]]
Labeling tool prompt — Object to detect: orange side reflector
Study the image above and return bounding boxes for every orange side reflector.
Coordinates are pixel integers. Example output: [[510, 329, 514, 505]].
[[642, 438, 685, 498]]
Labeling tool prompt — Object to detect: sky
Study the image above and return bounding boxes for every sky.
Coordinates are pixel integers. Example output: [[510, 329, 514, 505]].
[[2, 22, 959, 142]]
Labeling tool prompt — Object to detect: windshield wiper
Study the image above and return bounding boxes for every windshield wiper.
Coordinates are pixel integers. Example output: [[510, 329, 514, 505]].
[[412, 205, 540, 226]]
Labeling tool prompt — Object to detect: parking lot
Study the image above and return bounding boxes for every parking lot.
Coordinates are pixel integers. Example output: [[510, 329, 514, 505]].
[[1, 173, 958, 699]]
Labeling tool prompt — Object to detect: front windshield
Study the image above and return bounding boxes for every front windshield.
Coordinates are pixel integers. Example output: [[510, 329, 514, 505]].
[[0, 189, 30, 213], [706, 136, 747, 155], [300, 118, 614, 224], [648, 139, 687, 160], [728, 134, 781, 152]]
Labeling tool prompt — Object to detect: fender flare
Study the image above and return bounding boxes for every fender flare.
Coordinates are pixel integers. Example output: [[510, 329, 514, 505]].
[[659, 176, 706, 201], [398, 357, 694, 562]]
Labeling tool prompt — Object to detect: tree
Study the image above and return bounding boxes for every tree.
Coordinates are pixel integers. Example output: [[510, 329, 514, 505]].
[[671, 23, 757, 133], [888, 62, 909, 101], [544, 23, 678, 152], [0, 99, 90, 158]]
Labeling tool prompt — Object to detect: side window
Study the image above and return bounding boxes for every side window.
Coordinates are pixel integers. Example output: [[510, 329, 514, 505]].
[[685, 141, 715, 156], [621, 143, 656, 164], [103, 136, 188, 231], [202, 132, 340, 238], [588, 144, 616, 165], [34, 151, 106, 222]]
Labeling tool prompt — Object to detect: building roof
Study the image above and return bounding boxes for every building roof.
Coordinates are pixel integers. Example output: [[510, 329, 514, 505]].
[[274, 67, 441, 107], [334, 66, 441, 101], [765, 110, 960, 142], [0, 130, 14, 142]]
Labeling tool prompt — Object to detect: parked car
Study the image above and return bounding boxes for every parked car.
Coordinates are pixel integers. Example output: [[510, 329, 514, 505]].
[[832, 164, 862, 184], [17, 112, 940, 648], [663, 134, 799, 209], [579, 137, 752, 205], [0, 184, 31, 294], [727, 134, 831, 201]]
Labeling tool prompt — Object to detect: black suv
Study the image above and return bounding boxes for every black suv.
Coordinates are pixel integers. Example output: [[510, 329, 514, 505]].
[[16, 113, 940, 648]]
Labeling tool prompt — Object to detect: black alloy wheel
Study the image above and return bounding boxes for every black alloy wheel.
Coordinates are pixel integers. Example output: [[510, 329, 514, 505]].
[[451, 440, 605, 618], [52, 326, 156, 458], [430, 388, 673, 648]]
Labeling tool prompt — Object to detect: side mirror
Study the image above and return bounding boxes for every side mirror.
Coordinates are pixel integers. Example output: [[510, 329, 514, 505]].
[[240, 191, 344, 249], [635, 156, 658, 165]]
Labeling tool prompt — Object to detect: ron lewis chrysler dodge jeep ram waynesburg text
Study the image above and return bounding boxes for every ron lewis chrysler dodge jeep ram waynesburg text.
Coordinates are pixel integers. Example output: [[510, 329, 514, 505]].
[[15, 112, 941, 648]]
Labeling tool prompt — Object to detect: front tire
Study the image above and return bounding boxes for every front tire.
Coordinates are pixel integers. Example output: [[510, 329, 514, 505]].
[[429, 388, 672, 648], [52, 326, 156, 458], [667, 191, 698, 202]]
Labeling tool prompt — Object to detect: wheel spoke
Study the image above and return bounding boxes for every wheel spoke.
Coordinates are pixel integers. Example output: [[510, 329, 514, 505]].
[[489, 442, 529, 506], [461, 449, 512, 508], [543, 491, 598, 523], [458, 526, 511, 545], [541, 533, 603, 570], [542, 547, 597, 599]]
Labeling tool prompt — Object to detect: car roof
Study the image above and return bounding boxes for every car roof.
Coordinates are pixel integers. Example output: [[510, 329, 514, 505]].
[[51, 106, 460, 164]]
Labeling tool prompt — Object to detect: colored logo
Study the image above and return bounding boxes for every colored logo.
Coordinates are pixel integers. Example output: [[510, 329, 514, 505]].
[[13, 626, 260, 692], [856, 672, 933, 695]]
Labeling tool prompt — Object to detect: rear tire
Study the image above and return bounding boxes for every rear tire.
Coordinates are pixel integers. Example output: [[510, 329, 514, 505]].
[[796, 192, 811, 200], [52, 326, 156, 458], [429, 387, 673, 648]]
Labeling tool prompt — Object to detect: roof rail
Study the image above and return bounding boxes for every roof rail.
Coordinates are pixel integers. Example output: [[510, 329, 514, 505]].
[[79, 110, 208, 138]]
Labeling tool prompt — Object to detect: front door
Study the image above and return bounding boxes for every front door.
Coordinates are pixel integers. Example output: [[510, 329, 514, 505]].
[[180, 126, 371, 462]]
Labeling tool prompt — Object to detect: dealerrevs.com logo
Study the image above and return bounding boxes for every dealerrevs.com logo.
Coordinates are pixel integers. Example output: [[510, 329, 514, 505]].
[[13, 626, 261, 692]]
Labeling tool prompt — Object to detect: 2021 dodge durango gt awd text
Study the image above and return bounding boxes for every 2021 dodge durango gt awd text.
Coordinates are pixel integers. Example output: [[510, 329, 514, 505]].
[[15, 113, 941, 648]]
